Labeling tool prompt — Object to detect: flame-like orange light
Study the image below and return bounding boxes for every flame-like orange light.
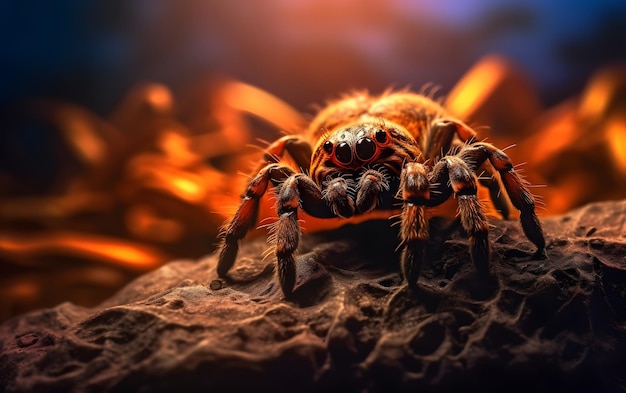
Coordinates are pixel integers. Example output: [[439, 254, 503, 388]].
[[521, 102, 580, 164], [0, 232, 167, 270], [126, 204, 185, 243], [606, 116, 626, 173], [578, 67, 626, 123], [447, 56, 510, 119], [445, 55, 540, 138], [158, 129, 200, 166], [219, 81, 305, 132]]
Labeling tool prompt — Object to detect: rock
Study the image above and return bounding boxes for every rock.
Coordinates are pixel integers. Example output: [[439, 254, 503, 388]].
[[1, 200, 625, 393]]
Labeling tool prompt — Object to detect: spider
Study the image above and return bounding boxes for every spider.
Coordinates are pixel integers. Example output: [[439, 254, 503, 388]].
[[216, 90, 546, 297]]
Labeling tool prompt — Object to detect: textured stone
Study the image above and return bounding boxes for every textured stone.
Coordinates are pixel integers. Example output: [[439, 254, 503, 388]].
[[1, 200, 625, 392]]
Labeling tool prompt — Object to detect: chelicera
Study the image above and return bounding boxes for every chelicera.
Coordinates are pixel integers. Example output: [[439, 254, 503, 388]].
[[217, 90, 546, 296]]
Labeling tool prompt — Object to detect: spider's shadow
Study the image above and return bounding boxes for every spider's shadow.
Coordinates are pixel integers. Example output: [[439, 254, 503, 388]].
[[285, 216, 467, 304]]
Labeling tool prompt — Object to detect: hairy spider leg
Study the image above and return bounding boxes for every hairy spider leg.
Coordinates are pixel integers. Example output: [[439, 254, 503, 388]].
[[425, 119, 512, 219], [274, 173, 338, 296], [459, 143, 546, 258], [444, 156, 490, 275], [355, 169, 390, 214], [399, 157, 491, 287], [218, 91, 547, 298], [398, 162, 430, 288], [218, 135, 314, 278], [217, 164, 294, 277], [219, 131, 361, 294]]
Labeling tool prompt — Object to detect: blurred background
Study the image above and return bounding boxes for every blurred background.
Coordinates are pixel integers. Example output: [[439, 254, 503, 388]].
[[1, 0, 626, 321]]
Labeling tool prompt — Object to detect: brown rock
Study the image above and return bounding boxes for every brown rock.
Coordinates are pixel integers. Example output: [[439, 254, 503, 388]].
[[1, 200, 625, 392]]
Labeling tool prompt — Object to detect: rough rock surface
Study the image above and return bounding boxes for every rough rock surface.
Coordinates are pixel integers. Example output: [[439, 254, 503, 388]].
[[1, 200, 625, 393]]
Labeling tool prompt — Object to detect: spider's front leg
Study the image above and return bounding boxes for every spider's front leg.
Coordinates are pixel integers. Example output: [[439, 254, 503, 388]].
[[356, 169, 389, 213], [218, 135, 314, 279], [425, 119, 511, 219], [398, 162, 430, 288], [217, 163, 294, 277], [274, 174, 331, 296]]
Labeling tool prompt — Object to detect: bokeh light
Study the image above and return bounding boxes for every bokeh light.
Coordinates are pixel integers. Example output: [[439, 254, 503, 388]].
[[1, 0, 625, 321]]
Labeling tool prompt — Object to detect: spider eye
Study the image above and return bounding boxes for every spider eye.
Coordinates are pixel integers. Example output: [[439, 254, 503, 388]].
[[335, 142, 353, 164], [355, 137, 376, 161], [323, 141, 333, 154], [375, 129, 387, 143]]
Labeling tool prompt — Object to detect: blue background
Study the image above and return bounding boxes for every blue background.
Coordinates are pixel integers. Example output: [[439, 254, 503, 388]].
[[2, 0, 625, 114]]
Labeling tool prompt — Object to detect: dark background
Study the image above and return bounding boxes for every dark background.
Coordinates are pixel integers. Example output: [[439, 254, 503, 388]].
[[2, 0, 625, 116], [2, 0, 626, 207]]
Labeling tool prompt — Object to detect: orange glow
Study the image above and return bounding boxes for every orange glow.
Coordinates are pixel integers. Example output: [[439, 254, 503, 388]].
[[520, 102, 580, 163], [3, 282, 39, 299], [111, 83, 174, 122], [43, 102, 121, 169], [126, 155, 213, 204], [545, 187, 575, 215], [189, 80, 306, 161], [219, 81, 306, 133], [606, 117, 626, 173], [0, 192, 111, 220], [171, 175, 203, 200], [143, 83, 174, 113], [578, 66, 626, 122], [126, 204, 185, 243], [158, 129, 200, 166], [445, 54, 540, 138], [3, 56, 626, 322], [0, 231, 167, 270], [152, 170, 205, 203], [540, 173, 595, 214], [62, 116, 106, 165], [447, 55, 511, 119]]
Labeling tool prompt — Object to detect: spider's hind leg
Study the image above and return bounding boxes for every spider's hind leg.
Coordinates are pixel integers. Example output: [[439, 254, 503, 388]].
[[459, 142, 546, 259], [424, 119, 511, 220], [477, 162, 512, 220]]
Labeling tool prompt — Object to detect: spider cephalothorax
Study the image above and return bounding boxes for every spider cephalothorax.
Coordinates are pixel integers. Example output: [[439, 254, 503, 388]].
[[217, 91, 546, 296]]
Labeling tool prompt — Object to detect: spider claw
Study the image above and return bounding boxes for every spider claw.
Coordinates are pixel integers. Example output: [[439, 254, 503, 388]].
[[277, 253, 296, 297], [217, 240, 238, 277], [401, 240, 426, 288], [470, 231, 491, 276]]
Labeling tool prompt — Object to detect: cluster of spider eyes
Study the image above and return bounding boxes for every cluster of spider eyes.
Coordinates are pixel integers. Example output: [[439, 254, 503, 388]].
[[323, 129, 388, 164]]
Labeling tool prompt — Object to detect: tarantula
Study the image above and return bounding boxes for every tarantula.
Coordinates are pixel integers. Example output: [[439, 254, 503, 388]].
[[217, 90, 546, 296]]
